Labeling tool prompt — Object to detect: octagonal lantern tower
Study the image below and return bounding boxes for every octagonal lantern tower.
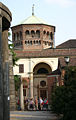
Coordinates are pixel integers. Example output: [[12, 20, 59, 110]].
[[12, 8, 55, 51]]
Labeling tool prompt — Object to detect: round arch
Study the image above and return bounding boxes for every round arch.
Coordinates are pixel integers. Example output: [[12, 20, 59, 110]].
[[33, 62, 52, 75]]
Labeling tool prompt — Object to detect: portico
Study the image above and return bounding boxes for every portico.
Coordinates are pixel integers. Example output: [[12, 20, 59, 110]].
[[13, 57, 58, 110]]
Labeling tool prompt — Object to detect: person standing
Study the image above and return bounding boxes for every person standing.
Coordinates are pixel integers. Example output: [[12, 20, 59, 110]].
[[35, 97, 38, 110], [40, 97, 43, 110], [29, 98, 34, 110]]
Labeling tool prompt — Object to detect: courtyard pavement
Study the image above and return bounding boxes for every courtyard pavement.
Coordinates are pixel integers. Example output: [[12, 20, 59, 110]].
[[10, 111, 57, 120]]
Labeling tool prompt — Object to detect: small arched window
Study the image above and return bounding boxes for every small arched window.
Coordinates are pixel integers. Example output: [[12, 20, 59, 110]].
[[36, 30, 40, 38], [15, 33, 17, 41], [45, 41, 47, 45], [30, 41, 32, 45], [34, 40, 35, 44], [43, 30, 46, 34], [17, 33, 19, 40], [50, 32, 53, 40], [47, 31, 49, 35], [39, 40, 41, 45], [40, 81, 46, 87], [25, 41, 27, 44], [36, 40, 38, 45], [31, 30, 35, 37], [25, 30, 29, 35], [20, 31, 22, 40], [28, 41, 30, 44]]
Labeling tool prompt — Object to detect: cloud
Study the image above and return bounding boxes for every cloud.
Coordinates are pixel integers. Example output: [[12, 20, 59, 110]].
[[45, 0, 76, 7]]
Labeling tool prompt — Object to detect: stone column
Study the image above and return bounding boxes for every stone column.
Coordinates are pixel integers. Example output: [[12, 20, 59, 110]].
[[2, 30, 10, 120], [0, 14, 3, 120], [9, 51, 16, 110], [20, 82, 24, 110], [0, 2, 12, 120], [29, 58, 34, 98], [30, 73, 33, 98]]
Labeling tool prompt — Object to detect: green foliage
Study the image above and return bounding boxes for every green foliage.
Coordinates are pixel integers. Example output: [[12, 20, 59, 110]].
[[51, 86, 65, 115], [51, 67, 76, 120], [14, 75, 21, 91], [12, 50, 19, 66], [8, 32, 19, 66]]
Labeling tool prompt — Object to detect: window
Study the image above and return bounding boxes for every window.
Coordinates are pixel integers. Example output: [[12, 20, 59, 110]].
[[30, 41, 32, 45], [43, 30, 46, 34], [47, 31, 49, 35], [31, 30, 35, 37], [17, 33, 19, 40], [34, 40, 35, 44], [20, 31, 22, 40], [37, 68, 49, 74], [39, 40, 41, 45], [50, 32, 53, 40], [23, 88, 26, 96], [25, 30, 29, 35], [36, 30, 40, 38], [19, 64, 24, 73], [40, 81, 46, 87]]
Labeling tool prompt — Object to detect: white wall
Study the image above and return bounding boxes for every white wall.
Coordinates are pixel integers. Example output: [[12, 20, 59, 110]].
[[13, 57, 58, 77]]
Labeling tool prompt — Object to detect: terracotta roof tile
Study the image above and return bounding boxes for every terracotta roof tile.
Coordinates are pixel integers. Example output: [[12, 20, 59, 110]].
[[56, 39, 76, 48], [15, 48, 76, 58], [14, 48, 76, 67]]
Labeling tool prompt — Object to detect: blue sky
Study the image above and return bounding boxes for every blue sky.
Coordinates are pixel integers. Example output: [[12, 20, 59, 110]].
[[1, 0, 76, 46]]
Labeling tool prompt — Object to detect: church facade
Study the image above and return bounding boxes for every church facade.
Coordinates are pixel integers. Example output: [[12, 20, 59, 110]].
[[12, 12, 76, 110]]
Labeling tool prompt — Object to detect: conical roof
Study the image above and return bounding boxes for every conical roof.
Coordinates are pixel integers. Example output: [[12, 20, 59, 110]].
[[18, 15, 50, 26]]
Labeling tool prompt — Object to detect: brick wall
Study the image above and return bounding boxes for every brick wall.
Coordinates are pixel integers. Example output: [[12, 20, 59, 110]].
[[12, 24, 55, 50]]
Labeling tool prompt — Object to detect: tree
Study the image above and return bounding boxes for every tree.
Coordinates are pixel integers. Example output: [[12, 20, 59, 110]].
[[63, 67, 76, 120], [8, 31, 20, 92], [14, 75, 21, 91], [8, 31, 19, 66], [51, 67, 76, 120]]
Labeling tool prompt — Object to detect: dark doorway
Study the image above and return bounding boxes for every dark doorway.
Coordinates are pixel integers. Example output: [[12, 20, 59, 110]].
[[40, 90, 47, 99]]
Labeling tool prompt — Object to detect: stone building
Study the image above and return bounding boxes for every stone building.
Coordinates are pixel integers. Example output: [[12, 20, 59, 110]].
[[9, 51, 16, 110], [11, 10, 76, 110]]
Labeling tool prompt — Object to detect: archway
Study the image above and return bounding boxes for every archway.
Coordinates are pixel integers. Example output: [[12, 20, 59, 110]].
[[33, 62, 52, 100]]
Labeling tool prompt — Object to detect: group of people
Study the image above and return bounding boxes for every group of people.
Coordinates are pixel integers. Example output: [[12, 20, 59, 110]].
[[17, 97, 48, 111], [24, 97, 48, 111], [37, 97, 48, 110]]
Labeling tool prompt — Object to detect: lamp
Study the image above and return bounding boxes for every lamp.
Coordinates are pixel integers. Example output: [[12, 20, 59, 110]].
[[64, 56, 70, 65], [64, 56, 70, 81]]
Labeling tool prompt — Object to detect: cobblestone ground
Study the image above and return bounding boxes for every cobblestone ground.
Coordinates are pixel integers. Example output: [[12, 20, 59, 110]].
[[10, 111, 57, 120]]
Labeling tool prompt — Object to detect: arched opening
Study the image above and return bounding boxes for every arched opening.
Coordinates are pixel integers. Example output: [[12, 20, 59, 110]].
[[33, 62, 52, 99], [40, 81, 46, 87], [36, 30, 40, 38], [15, 33, 17, 41], [31, 30, 35, 38], [50, 32, 53, 40], [37, 68, 49, 74], [20, 31, 22, 40], [17, 33, 19, 40], [25, 30, 30, 38], [43, 30, 46, 34], [47, 31, 49, 35], [39, 40, 41, 45], [33, 62, 51, 74], [35, 40, 38, 45], [30, 41, 32, 45], [25, 30, 29, 35]]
